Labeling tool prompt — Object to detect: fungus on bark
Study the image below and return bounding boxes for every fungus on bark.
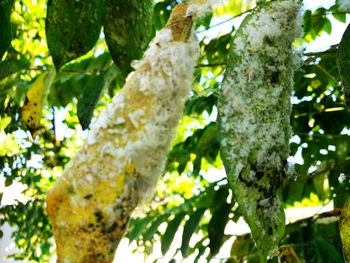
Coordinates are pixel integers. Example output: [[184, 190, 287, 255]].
[[218, 0, 302, 260]]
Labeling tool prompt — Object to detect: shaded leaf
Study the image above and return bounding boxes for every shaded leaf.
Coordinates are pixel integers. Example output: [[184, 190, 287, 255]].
[[153, 0, 175, 31], [161, 212, 185, 255], [46, 0, 104, 70], [77, 75, 104, 130], [48, 53, 115, 107], [208, 187, 232, 255], [230, 234, 258, 259], [143, 213, 170, 241], [0, 59, 29, 81], [104, 0, 154, 76], [0, 0, 13, 60], [127, 216, 154, 242], [77, 65, 119, 129], [337, 22, 350, 105], [305, 239, 343, 263], [181, 208, 205, 257]]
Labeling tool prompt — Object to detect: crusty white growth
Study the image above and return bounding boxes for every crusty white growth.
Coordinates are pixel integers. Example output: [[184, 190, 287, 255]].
[[47, 8, 199, 260], [64, 27, 199, 204], [47, 1, 241, 261], [218, 0, 301, 259]]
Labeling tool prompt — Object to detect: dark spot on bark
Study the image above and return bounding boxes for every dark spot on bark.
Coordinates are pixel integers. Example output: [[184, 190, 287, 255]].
[[238, 171, 253, 187], [255, 170, 264, 180], [84, 194, 93, 199], [94, 210, 104, 223], [268, 227, 274, 235], [95, 253, 105, 259], [270, 71, 279, 84], [264, 36, 274, 46], [67, 185, 75, 194], [120, 222, 127, 231], [102, 222, 118, 234]]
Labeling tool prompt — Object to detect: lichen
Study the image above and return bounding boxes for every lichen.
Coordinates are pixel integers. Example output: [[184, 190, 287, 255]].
[[218, 0, 302, 260], [46, 3, 199, 262]]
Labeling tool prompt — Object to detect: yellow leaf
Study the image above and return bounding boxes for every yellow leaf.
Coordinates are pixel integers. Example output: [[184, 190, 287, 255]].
[[340, 198, 350, 263], [214, 0, 255, 16], [21, 73, 47, 135]]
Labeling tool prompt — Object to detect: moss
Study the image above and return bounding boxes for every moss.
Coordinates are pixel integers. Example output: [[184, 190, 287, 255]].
[[218, 0, 302, 259]]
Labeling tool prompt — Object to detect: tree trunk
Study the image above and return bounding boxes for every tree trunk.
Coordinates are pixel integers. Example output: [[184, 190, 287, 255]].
[[218, 0, 302, 260], [46, 4, 198, 262]]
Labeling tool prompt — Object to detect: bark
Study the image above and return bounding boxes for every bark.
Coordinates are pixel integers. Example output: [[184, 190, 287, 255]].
[[46, 4, 199, 262], [341, 198, 350, 263], [218, 0, 302, 260]]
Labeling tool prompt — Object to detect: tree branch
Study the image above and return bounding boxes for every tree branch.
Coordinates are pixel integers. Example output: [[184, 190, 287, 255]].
[[46, 3, 199, 262]]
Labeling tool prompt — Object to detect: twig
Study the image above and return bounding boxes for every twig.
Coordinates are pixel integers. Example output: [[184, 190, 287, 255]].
[[197, 62, 226, 68], [315, 64, 340, 84], [296, 132, 350, 139], [197, 8, 253, 34], [297, 158, 350, 181], [29, 66, 107, 75], [293, 107, 345, 119]]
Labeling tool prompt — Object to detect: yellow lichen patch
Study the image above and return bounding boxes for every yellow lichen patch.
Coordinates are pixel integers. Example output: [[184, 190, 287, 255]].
[[46, 2, 202, 262]]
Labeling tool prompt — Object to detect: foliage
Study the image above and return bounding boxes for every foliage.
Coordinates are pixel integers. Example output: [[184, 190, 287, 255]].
[[0, 0, 350, 262]]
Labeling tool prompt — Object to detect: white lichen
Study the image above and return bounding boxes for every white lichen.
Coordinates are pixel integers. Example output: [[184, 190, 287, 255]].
[[218, 0, 302, 258], [47, 2, 229, 261]]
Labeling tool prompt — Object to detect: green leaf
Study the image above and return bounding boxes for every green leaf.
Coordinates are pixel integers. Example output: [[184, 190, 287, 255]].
[[303, 10, 312, 36], [48, 53, 115, 107], [77, 75, 104, 130], [127, 216, 154, 241], [329, 4, 346, 23], [161, 212, 185, 255], [77, 65, 118, 129], [153, 1, 174, 31], [306, 239, 343, 263], [104, 0, 154, 76], [0, 60, 29, 81], [5, 176, 13, 187], [333, 13, 346, 23], [0, 0, 13, 60], [337, 23, 350, 105], [45, 0, 104, 71], [143, 213, 170, 241], [180, 208, 205, 257], [323, 18, 332, 34], [208, 188, 232, 255]]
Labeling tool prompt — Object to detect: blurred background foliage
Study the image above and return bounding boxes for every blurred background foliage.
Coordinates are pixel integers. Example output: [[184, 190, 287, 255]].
[[0, 0, 350, 262]]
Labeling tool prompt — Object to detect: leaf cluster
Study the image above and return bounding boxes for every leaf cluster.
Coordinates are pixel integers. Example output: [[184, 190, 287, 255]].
[[1, 0, 350, 262]]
